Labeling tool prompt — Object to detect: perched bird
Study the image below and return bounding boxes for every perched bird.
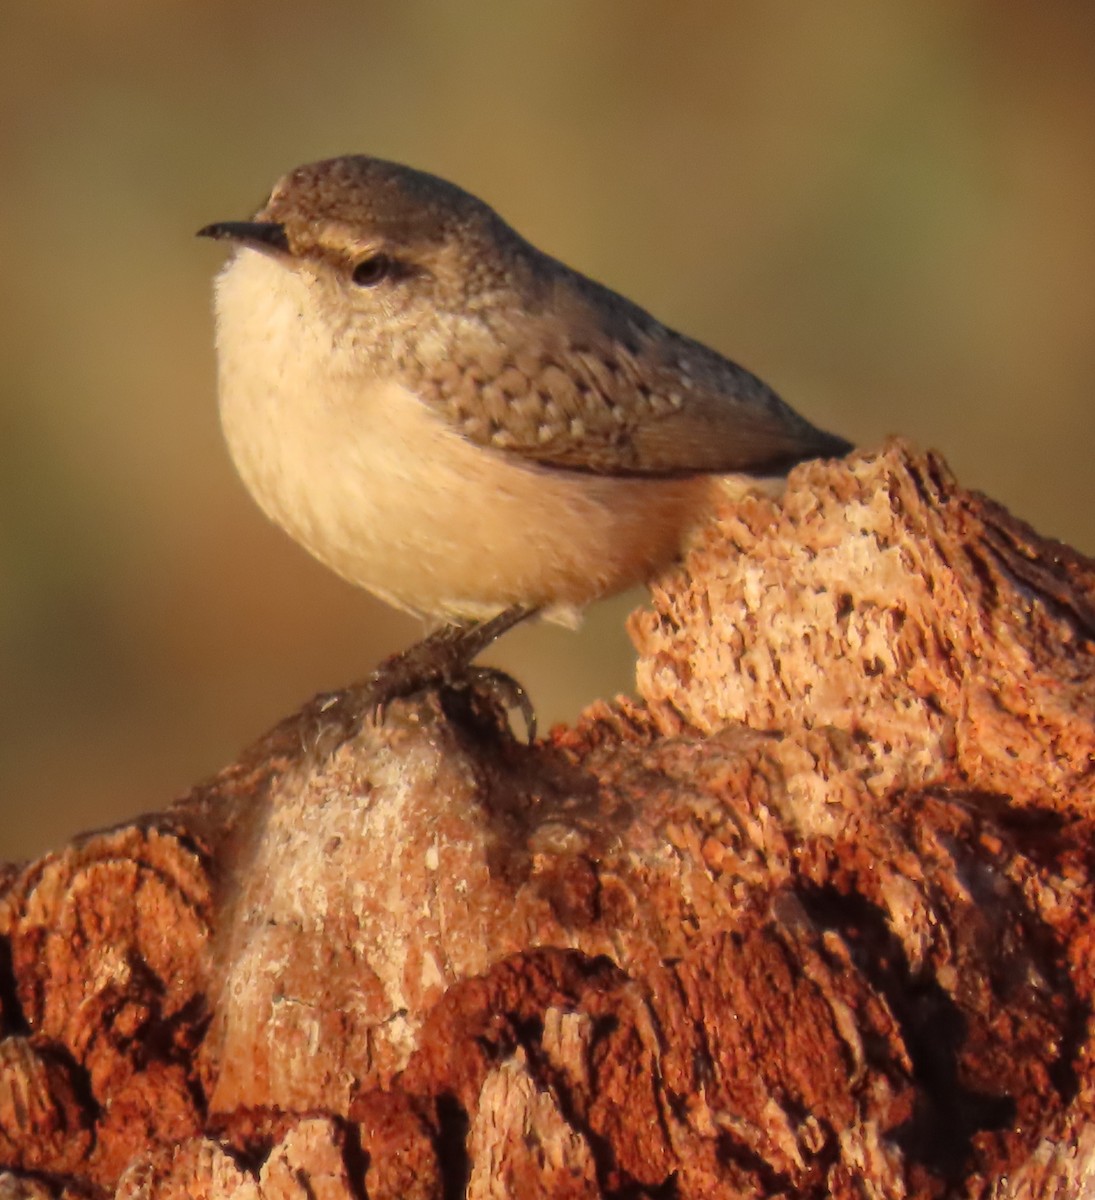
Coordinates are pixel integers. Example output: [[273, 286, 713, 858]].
[[199, 156, 851, 723]]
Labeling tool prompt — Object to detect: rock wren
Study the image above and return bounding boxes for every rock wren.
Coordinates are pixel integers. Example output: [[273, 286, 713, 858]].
[[199, 155, 851, 718]]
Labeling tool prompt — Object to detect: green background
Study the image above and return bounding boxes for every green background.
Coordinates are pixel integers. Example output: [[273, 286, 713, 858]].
[[3, 3, 1093, 860]]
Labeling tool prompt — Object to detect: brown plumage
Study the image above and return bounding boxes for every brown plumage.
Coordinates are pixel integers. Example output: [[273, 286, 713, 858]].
[[198, 156, 851, 717], [211, 156, 849, 478]]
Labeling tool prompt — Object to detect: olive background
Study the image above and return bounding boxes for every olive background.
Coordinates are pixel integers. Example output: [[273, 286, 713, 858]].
[[3, 4, 1093, 860]]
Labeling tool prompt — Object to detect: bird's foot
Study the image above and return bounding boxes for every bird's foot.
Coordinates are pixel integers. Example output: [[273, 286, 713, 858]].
[[456, 664, 537, 741], [365, 605, 538, 739]]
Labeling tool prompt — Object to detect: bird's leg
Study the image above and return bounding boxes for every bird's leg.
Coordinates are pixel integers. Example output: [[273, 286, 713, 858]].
[[366, 604, 539, 737]]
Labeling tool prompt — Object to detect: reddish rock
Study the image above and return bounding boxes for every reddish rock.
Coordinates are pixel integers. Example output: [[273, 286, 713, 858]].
[[0, 441, 1092, 1197]]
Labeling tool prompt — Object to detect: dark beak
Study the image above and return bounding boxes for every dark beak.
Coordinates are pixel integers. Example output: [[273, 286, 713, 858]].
[[196, 220, 290, 253]]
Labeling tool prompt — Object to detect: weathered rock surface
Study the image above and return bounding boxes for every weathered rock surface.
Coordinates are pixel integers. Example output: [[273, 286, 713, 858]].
[[1, 441, 1092, 1198]]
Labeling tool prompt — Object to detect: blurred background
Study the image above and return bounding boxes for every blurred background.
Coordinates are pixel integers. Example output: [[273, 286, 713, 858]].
[[2, 3, 1093, 860]]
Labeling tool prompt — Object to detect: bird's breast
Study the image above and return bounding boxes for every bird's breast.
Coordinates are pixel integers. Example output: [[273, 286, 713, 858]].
[[212, 249, 719, 623]]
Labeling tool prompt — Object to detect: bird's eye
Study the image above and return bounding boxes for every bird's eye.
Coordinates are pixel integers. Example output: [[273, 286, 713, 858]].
[[351, 255, 395, 287]]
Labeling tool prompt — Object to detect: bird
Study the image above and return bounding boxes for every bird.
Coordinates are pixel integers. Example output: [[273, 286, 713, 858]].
[[198, 155, 852, 731]]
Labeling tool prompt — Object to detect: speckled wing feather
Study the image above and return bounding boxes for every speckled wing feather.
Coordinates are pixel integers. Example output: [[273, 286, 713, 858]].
[[423, 270, 852, 478]]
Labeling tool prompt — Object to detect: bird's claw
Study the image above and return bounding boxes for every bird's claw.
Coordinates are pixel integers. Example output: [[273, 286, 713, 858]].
[[357, 605, 540, 740]]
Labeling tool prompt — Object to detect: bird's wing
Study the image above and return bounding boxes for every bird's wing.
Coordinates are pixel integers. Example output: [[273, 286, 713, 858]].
[[427, 281, 852, 478]]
